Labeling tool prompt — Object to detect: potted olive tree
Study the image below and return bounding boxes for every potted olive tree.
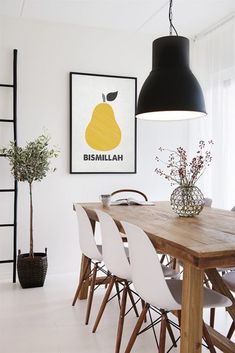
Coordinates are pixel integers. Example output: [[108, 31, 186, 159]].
[[1, 134, 58, 288]]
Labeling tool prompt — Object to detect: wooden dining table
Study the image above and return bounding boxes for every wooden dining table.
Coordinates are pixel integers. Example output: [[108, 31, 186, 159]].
[[75, 201, 235, 353]]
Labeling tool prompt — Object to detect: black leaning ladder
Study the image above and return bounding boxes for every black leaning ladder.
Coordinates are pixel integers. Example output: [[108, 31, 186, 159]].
[[0, 49, 18, 283]]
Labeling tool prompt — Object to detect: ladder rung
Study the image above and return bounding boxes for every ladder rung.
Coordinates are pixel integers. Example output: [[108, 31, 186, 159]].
[[0, 84, 14, 88], [0, 224, 14, 227], [0, 189, 15, 192], [0, 260, 13, 264], [0, 119, 14, 122]]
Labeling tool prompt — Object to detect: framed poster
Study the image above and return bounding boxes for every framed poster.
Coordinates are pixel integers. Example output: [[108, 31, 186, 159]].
[[70, 72, 137, 174]]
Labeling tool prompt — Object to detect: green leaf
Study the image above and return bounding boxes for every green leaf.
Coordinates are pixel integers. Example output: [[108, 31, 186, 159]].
[[0, 134, 59, 184]]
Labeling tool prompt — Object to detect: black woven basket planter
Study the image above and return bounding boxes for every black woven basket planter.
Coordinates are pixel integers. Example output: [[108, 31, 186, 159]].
[[17, 249, 48, 288]]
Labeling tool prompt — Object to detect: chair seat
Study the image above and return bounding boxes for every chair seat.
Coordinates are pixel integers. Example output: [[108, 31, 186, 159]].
[[222, 272, 235, 292], [161, 265, 179, 278], [217, 267, 235, 272], [97, 244, 102, 254], [166, 279, 232, 309]]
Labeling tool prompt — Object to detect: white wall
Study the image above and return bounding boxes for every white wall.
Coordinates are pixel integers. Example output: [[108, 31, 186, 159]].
[[0, 16, 188, 278]]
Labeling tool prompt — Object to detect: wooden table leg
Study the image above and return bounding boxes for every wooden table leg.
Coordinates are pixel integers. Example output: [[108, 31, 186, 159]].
[[78, 218, 96, 300], [78, 254, 91, 300], [180, 262, 204, 353]]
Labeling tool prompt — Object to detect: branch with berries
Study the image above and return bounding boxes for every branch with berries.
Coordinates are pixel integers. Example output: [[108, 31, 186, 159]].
[[155, 140, 213, 187]]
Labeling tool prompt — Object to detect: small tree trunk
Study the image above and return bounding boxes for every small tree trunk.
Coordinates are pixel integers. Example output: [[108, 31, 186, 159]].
[[29, 182, 34, 257]]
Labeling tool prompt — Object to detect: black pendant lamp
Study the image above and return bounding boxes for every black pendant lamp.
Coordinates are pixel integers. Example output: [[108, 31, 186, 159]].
[[137, 0, 207, 121]]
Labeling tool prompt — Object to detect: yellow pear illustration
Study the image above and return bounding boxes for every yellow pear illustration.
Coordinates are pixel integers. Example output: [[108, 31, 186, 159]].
[[85, 92, 121, 151]]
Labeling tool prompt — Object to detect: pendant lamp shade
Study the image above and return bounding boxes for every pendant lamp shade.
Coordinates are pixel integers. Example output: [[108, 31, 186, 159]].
[[137, 36, 207, 120]]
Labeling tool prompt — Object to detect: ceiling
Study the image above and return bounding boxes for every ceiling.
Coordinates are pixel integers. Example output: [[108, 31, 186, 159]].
[[0, 0, 234, 37]]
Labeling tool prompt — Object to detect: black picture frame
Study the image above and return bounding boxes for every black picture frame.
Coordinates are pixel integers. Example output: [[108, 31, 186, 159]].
[[70, 72, 137, 174]]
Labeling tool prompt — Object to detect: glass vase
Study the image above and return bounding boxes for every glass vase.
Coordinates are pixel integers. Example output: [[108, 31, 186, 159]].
[[170, 185, 204, 217]]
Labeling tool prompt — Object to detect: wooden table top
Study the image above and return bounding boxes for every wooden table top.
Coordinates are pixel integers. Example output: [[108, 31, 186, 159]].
[[78, 201, 235, 269]]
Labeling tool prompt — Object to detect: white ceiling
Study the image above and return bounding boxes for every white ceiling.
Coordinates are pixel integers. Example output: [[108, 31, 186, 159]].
[[0, 0, 234, 37]]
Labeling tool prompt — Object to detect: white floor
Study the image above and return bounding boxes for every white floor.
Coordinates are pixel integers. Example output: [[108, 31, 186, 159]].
[[0, 273, 232, 353]]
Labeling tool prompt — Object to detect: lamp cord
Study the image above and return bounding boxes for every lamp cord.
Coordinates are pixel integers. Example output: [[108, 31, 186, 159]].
[[169, 0, 178, 36]]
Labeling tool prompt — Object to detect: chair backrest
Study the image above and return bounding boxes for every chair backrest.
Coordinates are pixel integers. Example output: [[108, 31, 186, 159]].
[[111, 189, 148, 201], [96, 210, 132, 280], [204, 198, 212, 207], [122, 221, 181, 311], [74, 204, 102, 262]]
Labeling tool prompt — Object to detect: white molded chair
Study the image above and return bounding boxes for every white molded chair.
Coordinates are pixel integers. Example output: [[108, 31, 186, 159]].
[[92, 209, 137, 353], [72, 204, 103, 325], [92, 210, 179, 353], [204, 197, 213, 207], [122, 221, 232, 353]]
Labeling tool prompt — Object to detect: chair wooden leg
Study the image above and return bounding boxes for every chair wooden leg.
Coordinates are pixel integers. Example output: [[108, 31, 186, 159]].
[[227, 321, 235, 339], [115, 285, 128, 353], [141, 299, 147, 322], [105, 270, 111, 288], [92, 276, 116, 333], [203, 321, 216, 353], [165, 312, 177, 347], [124, 303, 149, 353], [204, 274, 211, 288], [177, 310, 181, 327], [115, 281, 121, 307], [172, 257, 177, 270], [85, 262, 98, 325], [72, 259, 91, 306], [159, 313, 167, 353], [126, 283, 139, 318], [210, 308, 215, 328]]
